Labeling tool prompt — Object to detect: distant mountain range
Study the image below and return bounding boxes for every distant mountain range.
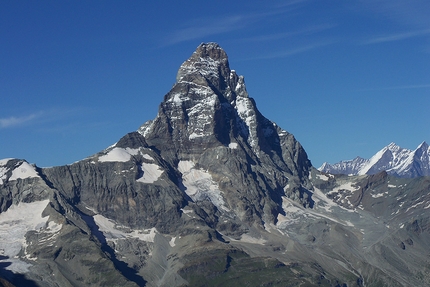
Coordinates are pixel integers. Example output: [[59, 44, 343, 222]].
[[319, 142, 430, 177]]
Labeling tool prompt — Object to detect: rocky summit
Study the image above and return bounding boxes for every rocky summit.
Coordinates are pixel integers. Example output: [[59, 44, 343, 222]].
[[1, 43, 430, 287]]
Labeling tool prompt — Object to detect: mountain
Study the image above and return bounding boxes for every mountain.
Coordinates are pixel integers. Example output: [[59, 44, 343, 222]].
[[319, 142, 430, 178], [1, 43, 430, 287]]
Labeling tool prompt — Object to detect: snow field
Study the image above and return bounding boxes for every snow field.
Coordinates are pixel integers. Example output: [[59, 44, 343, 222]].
[[0, 200, 57, 272], [93, 214, 157, 243], [137, 163, 164, 183], [98, 147, 140, 162], [178, 160, 229, 211]]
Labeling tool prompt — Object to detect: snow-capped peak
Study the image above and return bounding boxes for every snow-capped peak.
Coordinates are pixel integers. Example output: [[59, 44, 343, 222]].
[[139, 43, 257, 144], [176, 42, 229, 83], [319, 142, 430, 178], [387, 142, 400, 151], [416, 141, 429, 151], [0, 159, 40, 185]]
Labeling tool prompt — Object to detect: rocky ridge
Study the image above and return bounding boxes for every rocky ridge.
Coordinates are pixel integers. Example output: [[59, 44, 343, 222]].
[[1, 43, 430, 287]]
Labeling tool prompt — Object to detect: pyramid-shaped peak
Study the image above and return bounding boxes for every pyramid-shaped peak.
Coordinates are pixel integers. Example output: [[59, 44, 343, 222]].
[[194, 42, 228, 60], [417, 141, 429, 149], [176, 42, 231, 83]]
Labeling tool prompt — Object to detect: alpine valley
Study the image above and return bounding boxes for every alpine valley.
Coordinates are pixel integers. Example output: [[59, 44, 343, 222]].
[[1, 43, 430, 287]]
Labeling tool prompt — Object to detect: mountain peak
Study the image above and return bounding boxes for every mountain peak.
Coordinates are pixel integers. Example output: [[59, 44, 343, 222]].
[[417, 141, 429, 150], [139, 42, 312, 207], [176, 42, 230, 84], [194, 42, 227, 60], [319, 141, 430, 177], [386, 142, 400, 151]]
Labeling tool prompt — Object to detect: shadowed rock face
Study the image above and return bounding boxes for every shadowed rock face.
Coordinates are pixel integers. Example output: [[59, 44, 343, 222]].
[[1, 43, 430, 287]]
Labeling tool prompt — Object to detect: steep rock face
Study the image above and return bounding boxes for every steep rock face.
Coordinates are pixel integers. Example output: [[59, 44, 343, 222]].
[[140, 43, 310, 177], [0, 159, 50, 210], [42, 132, 188, 234], [0, 159, 140, 286], [139, 43, 313, 226]]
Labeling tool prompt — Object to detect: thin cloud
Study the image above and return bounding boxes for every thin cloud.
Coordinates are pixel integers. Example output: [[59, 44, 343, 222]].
[[243, 41, 334, 60], [0, 112, 43, 128], [163, 15, 246, 46], [363, 29, 430, 44], [162, 7, 296, 46], [239, 24, 336, 43], [358, 0, 430, 31], [275, 0, 310, 8], [358, 84, 430, 92], [0, 107, 91, 129]]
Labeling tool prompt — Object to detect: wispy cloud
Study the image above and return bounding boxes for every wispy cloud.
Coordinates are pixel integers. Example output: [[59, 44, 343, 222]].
[[275, 0, 310, 8], [164, 15, 246, 46], [363, 29, 430, 44], [239, 24, 336, 43], [0, 107, 91, 129], [162, 6, 297, 46], [243, 41, 334, 60], [358, 84, 430, 92], [354, 0, 430, 29], [0, 112, 43, 128]]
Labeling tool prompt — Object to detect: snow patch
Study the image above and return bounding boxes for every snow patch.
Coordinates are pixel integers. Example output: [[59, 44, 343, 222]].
[[405, 201, 425, 212], [136, 163, 163, 183], [9, 162, 39, 181], [277, 192, 357, 231], [173, 94, 182, 104], [228, 142, 238, 149], [169, 237, 176, 247], [235, 96, 258, 150], [142, 154, 154, 161], [180, 208, 194, 214], [93, 214, 157, 243], [189, 132, 205, 139], [178, 161, 229, 211], [0, 160, 10, 184], [311, 187, 340, 212], [327, 182, 360, 195], [316, 173, 330, 181], [371, 191, 388, 198], [0, 200, 50, 272], [99, 147, 131, 162], [98, 147, 142, 163]]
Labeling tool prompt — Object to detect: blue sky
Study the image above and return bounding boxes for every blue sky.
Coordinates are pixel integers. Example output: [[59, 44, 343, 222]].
[[1, 0, 429, 168]]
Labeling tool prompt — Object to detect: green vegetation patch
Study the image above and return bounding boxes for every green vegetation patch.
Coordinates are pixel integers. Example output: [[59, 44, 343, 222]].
[[178, 249, 332, 287]]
